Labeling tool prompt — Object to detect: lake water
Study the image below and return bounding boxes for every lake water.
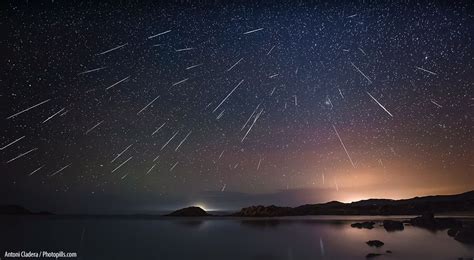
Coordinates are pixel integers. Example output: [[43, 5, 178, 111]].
[[1, 215, 473, 259]]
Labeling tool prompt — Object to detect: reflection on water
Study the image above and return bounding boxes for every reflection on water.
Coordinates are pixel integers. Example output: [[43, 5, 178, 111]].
[[239, 218, 348, 229], [172, 219, 204, 228], [0, 216, 473, 259]]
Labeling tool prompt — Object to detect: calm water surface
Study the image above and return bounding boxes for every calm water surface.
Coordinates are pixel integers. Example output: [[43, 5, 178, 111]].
[[1, 216, 473, 260]]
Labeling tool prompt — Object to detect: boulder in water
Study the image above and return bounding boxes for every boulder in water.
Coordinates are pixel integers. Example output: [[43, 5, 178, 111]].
[[366, 240, 384, 248]]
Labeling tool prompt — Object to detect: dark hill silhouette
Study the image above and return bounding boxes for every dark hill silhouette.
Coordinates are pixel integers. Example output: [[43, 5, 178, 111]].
[[165, 206, 210, 217], [233, 190, 474, 217], [0, 204, 53, 215], [0, 204, 32, 214], [2, 190, 473, 218]]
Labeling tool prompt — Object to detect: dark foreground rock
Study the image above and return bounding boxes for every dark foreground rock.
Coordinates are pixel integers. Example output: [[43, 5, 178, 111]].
[[410, 213, 461, 230], [351, 221, 375, 229], [165, 207, 210, 217], [383, 220, 404, 231], [366, 253, 382, 258], [366, 240, 384, 248], [452, 225, 474, 244], [408, 213, 474, 245]]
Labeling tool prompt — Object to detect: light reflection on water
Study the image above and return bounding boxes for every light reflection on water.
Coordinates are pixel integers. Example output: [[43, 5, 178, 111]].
[[1, 216, 473, 259]]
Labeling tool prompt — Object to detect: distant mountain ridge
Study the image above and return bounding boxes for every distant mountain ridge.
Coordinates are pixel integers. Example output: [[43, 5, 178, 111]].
[[233, 190, 474, 217], [0, 204, 32, 215], [0, 204, 52, 215]]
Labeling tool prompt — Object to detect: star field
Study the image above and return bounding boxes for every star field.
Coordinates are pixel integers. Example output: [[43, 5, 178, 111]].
[[0, 0, 472, 212]]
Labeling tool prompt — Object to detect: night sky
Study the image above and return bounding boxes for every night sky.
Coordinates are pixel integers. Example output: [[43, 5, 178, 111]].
[[1, 0, 472, 213]]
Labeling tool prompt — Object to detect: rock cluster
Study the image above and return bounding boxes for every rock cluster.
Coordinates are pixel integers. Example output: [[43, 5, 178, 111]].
[[351, 221, 375, 229], [383, 220, 404, 231], [233, 205, 292, 217], [409, 213, 461, 230], [447, 224, 474, 244]]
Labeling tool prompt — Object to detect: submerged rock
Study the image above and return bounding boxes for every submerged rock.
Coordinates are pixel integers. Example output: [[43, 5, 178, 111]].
[[366, 240, 384, 248], [383, 220, 404, 231], [351, 221, 375, 229], [366, 253, 382, 258], [448, 227, 461, 237]]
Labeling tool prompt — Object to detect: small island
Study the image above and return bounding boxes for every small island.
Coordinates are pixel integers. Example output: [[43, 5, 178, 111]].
[[165, 206, 211, 217]]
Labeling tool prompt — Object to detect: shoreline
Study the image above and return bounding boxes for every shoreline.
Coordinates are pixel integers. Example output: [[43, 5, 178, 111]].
[[2, 213, 474, 221]]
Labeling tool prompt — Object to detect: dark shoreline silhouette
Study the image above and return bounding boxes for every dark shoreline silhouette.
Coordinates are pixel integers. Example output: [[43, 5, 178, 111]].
[[1, 190, 473, 217], [231, 190, 474, 217], [0, 204, 53, 215], [2, 191, 474, 245]]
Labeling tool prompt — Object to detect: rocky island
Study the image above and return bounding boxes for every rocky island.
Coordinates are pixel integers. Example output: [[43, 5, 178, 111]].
[[165, 206, 211, 217]]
